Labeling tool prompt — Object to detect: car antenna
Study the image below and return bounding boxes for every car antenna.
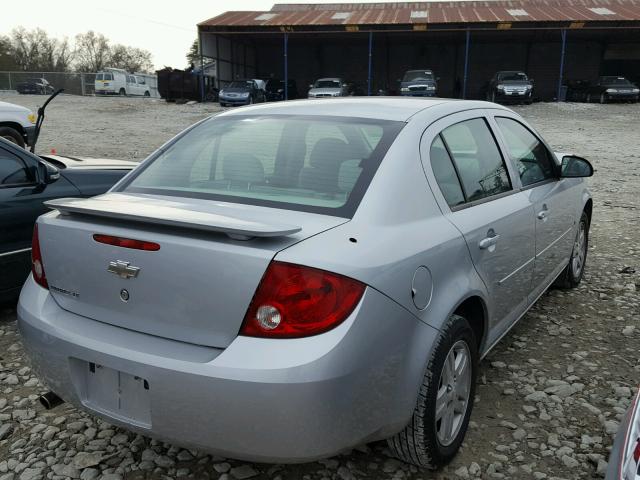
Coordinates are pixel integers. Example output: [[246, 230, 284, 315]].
[[30, 88, 64, 154]]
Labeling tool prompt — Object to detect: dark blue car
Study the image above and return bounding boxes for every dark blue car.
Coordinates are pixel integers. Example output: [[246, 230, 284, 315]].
[[0, 137, 136, 302]]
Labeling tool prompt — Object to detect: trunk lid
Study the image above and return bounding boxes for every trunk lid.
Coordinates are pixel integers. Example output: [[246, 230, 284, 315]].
[[39, 193, 347, 348]]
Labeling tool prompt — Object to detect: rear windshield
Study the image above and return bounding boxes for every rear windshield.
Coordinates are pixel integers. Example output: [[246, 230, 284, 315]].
[[96, 73, 114, 81], [121, 115, 404, 217], [402, 71, 434, 82]]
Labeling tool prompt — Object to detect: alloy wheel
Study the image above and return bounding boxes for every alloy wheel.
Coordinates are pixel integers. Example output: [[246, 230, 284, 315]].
[[571, 220, 587, 277], [435, 340, 472, 447]]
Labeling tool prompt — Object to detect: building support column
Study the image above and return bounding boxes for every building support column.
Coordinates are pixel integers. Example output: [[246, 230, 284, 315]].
[[284, 32, 289, 100], [367, 31, 373, 96], [462, 29, 471, 99], [557, 29, 567, 102], [198, 31, 205, 101]]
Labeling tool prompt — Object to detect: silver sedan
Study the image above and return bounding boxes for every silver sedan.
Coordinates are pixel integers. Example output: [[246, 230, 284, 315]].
[[18, 98, 593, 467]]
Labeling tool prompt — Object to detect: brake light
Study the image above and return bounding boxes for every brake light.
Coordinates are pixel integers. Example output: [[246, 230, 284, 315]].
[[634, 439, 640, 463], [31, 224, 48, 289], [93, 234, 160, 251], [240, 261, 366, 338]]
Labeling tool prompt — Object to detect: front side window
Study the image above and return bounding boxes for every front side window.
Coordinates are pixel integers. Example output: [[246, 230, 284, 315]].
[[440, 118, 512, 203], [122, 115, 404, 217], [495, 117, 556, 187], [0, 149, 32, 186]]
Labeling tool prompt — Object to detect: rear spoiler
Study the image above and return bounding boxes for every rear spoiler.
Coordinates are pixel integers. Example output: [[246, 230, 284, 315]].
[[44, 197, 302, 240]]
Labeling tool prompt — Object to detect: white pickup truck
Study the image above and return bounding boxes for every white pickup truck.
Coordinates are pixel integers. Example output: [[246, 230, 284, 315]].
[[0, 101, 37, 148]]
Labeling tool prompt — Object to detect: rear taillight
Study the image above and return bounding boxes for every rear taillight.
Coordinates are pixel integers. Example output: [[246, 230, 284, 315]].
[[240, 261, 366, 338], [31, 224, 48, 289], [633, 439, 640, 463]]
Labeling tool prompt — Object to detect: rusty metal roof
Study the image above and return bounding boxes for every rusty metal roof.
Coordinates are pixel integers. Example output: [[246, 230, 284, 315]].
[[199, 0, 640, 29]]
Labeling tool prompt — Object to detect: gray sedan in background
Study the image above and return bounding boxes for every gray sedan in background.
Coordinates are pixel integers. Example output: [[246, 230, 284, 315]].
[[18, 98, 593, 468], [308, 77, 350, 98]]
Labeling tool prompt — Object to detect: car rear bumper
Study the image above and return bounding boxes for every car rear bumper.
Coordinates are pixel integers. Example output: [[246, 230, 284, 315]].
[[18, 275, 437, 463]]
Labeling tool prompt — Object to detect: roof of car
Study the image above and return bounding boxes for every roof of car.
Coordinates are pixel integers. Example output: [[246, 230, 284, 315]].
[[218, 97, 499, 122]]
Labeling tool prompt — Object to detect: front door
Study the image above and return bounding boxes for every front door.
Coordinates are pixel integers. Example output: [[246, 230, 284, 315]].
[[423, 115, 535, 343], [492, 116, 577, 296]]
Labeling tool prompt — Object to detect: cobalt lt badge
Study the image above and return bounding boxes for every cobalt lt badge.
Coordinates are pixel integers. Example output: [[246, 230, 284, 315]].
[[120, 289, 130, 302]]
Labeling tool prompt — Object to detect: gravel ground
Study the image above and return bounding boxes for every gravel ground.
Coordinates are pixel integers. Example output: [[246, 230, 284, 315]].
[[0, 94, 639, 480]]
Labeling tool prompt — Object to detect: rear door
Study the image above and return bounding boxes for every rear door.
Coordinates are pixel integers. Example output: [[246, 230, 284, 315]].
[[491, 114, 577, 297], [421, 111, 535, 342]]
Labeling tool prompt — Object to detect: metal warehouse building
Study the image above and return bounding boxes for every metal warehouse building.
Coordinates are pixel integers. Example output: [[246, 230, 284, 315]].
[[197, 0, 640, 101]]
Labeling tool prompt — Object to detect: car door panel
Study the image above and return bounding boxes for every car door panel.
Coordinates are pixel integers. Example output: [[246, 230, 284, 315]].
[[490, 114, 578, 297], [448, 193, 535, 342]]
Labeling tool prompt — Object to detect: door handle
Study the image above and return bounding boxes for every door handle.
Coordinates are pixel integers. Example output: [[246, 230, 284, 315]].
[[479, 234, 500, 250], [537, 210, 548, 220]]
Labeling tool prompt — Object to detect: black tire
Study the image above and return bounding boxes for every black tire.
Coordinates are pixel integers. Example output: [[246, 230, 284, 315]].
[[119, 88, 126, 97], [387, 314, 478, 468], [0, 127, 25, 148], [144, 91, 150, 97], [554, 211, 589, 289]]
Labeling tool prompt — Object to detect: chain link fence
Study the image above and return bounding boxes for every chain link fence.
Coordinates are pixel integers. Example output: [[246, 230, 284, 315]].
[[0, 71, 159, 97]]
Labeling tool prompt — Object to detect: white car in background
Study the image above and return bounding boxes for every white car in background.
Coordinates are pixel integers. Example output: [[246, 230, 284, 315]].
[[0, 101, 37, 148], [95, 68, 150, 97]]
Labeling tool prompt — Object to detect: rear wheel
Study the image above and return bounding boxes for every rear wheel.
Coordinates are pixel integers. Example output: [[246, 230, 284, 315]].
[[144, 91, 150, 97], [0, 127, 25, 148], [119, 88, 126, 97], [554, 211, 589, 289], [387, 314, 477, 468]]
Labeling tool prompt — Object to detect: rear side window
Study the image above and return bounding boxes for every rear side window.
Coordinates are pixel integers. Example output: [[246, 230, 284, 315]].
[[495, 117, 556, 187], [123, 115, 404, 218], [0, 149, 32, 186], [440, 118, 512, 203], [96, 74, 103, 80], [429, 136, 464, 208]]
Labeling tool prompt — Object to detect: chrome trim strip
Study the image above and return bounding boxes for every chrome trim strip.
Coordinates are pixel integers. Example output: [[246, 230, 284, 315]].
[[0, 247, 31, 258], [535, 227, 573, 259], [498, 256, 535, 285]]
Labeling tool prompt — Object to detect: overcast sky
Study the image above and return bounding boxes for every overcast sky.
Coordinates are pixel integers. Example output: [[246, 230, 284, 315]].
[[0, 0, 460, 70]]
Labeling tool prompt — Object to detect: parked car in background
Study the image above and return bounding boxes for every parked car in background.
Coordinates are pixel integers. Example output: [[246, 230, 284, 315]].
[[584, 76, 639, 103], [0, 101, 37, 148], [399, 69, 438, 97], [606, 386, 640, 479], [218, 79, 266, 106], [95, 68, 151, 97], [307, 78, 351, 98], [18, 98, 594, 469], [265, 78, 298, 101], [0, 137, 135, 302], [487, 71, 534, 104], [16, 78, 54, 95]]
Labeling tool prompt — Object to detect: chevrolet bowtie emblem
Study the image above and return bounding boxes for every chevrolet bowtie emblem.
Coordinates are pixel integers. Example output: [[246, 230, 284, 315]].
[[107, 260, 140, 279]]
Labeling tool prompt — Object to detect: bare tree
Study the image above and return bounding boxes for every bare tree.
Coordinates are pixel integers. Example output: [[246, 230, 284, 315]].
[[74, 31, 111, 72], [6, 27, 73, 72], [109, 44, 154, 73], [0, 36, 18, 70]]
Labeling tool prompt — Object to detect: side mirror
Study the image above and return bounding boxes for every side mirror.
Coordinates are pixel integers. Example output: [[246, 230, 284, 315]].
[[39, 161, 60, 185], [308, 84, 313, 89], [342, 83, 348, 87], [560, 155, 593, 178]]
